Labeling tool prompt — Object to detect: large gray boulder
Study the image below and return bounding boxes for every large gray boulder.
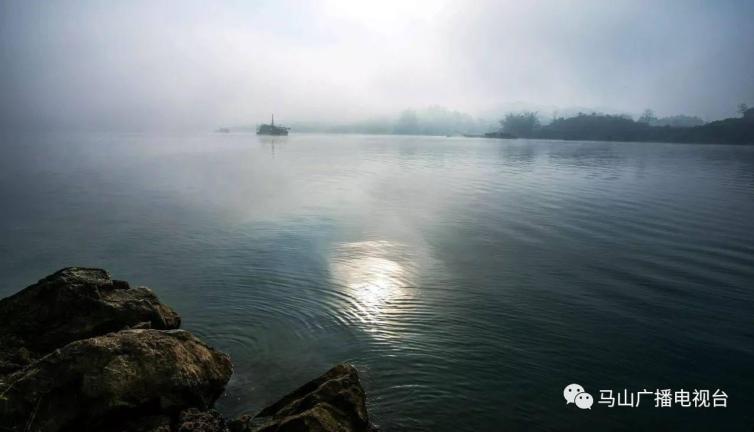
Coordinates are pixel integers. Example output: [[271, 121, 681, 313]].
[[0, 269, 373, 432], [0, 329, 232, 432], [229, 364, 372, 432], [0, 267, 181, 373]]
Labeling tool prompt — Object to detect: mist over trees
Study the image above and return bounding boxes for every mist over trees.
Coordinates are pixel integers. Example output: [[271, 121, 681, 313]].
[[292, 106, 495, 135], [378, 106, 494, 135], [649, 115, 705, 127], [637, 109, 704, 127]]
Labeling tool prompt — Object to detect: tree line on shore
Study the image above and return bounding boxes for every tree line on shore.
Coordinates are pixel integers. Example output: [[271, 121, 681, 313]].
[[497, 105, 754, 144]]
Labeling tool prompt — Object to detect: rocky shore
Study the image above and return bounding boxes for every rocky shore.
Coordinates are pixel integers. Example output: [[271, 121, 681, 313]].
[[0, 268, 373, 432]]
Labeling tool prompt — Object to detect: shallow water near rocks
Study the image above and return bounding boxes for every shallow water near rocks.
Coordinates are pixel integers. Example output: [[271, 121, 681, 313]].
[[1, 133, 753, 430]]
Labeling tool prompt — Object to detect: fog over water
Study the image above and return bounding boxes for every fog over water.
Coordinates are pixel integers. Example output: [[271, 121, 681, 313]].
[[1, 0, 753, 132], [1, 134, 753, 430], [1, 2, 754, 430]]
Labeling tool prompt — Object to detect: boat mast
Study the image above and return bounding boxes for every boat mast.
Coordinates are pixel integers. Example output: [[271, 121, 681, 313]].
[[271, 114, 274, 126]]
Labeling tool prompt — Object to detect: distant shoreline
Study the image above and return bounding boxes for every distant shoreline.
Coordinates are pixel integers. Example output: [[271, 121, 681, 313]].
[[216, 129, 753, 146], [217, 109, 754, 145]]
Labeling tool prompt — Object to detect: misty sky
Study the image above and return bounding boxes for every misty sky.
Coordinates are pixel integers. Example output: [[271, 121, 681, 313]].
[[1, 0, 753, 131]]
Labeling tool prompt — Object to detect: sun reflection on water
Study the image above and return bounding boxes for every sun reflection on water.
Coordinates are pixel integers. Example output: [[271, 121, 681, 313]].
[[330, 240, 414, 323]]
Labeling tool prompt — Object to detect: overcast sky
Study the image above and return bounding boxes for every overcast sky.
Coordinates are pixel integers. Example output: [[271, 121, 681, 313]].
[[1, 0, 753, 131]]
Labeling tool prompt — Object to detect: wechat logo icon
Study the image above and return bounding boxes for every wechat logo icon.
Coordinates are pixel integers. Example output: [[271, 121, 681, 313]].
[[564, 383, 593, 410]]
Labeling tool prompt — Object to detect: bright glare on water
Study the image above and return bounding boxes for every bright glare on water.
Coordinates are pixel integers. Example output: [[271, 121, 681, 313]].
[[1, 133, 753, 430]]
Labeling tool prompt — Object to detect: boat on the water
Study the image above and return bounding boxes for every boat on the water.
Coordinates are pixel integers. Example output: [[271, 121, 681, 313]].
[[257, 115, 289, 136]]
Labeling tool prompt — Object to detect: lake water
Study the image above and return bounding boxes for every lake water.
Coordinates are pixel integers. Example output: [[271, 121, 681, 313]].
[[1, 133, 752, 430]]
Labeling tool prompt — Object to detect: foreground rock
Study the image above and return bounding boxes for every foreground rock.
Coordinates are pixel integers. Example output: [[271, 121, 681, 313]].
[[0, 329, 232, 431], [177, 408, 229, 432], [0, 267, 180, 373], [0, 268, 372, 432], [230, 364, 372, 432]]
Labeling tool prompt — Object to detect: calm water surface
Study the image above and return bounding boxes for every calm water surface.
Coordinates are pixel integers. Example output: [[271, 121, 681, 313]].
[[1, 133, 753, 430]]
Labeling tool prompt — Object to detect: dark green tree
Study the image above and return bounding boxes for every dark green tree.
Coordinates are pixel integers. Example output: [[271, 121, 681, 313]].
[[500, 112, 540, 137]]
